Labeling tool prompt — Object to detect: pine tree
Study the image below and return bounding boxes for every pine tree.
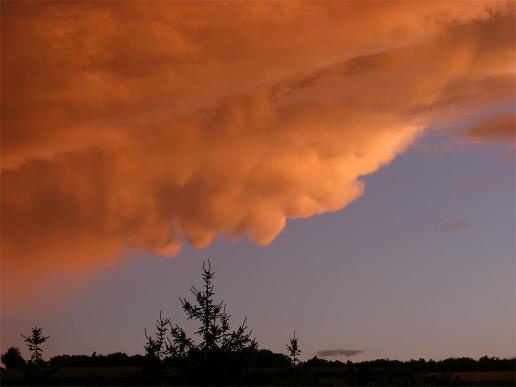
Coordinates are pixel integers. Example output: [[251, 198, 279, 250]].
[[144, 260, 257, 383], [166, 323, 193, 359], [287, 330, 301, 366], [175, 260, 256, 354], [144, 331, 160, 359], [21, 327, 49, 365], [144, 311, 170, 360]]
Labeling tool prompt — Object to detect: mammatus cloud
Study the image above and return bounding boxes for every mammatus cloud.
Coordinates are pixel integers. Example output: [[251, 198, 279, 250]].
[[317, 349, 365, 358], [1, 2, 515, 298]]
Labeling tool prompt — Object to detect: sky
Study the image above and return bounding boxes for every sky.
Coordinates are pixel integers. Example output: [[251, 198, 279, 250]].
[[1, 1, 515, 362]]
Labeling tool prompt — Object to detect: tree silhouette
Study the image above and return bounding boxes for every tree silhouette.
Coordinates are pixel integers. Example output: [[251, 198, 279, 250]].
[[1, 347, 25, 369], [175, 260, 257, 354], [144, 311, 170, 360], [287, 330, 301, 366], [141, 260, 258, 384], [144, 330, 160, 359], [21, 327, 49, 365], [166, 323, 193, 359]]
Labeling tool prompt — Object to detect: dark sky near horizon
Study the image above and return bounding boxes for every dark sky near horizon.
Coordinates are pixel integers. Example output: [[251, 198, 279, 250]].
[[1, 1, 515, 362]]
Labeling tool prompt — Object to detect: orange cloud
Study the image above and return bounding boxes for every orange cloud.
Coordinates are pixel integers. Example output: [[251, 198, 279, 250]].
[[466, 114, 516, 144], [1, 2, 515, 300]]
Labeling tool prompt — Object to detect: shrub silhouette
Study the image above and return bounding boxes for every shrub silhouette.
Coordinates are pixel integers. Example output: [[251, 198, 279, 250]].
[[1, 347, 26, 369], [21, 327, 49, 366]]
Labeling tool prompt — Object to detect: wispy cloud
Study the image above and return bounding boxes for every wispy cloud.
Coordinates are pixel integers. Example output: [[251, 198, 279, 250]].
[[317, 349, 365, 358], [465, 114, 516, 145], [438, 221, 473, 231]]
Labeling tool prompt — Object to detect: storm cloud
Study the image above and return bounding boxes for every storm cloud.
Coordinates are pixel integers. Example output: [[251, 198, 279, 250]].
[[1, 2, 514, 300]]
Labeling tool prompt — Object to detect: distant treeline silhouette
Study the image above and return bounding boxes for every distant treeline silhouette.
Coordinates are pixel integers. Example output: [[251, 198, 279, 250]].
[[45, 349, 290, 368], [5, 351, 513, 372], [304, 356, 516, 372], [2, 261, 515, 386], [3, 349, 515, 385]]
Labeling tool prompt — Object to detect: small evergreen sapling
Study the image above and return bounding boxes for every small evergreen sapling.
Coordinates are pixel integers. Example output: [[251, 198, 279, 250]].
[[144, 311, 170, 360], [21, 327, 49, 365], [287, 330, 301, 366], [166, 323, 193, 359]]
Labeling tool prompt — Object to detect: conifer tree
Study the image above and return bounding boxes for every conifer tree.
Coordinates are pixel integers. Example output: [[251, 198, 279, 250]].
[[287, 330, 301, 366], [166, 323, 194, 359], [175, 260, 257, 354], [21, 327, 49, 365], [144, 311, 170, 360], [144, 260, 257, 384]]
